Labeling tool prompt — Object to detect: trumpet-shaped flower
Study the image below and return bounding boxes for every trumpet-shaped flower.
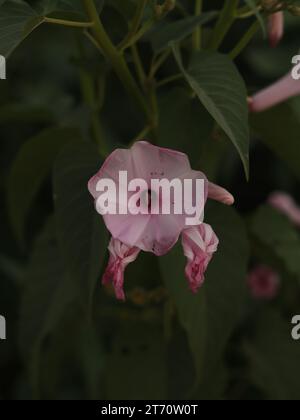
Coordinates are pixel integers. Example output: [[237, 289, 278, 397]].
[[249, 72, 300, 113], [89, 141, 234, 300]]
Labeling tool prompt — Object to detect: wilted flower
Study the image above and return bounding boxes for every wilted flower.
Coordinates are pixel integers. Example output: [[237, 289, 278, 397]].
[[182, 223, 219, 293], [268, 191, 300, 227], [88, 141, 234, 300], [247, 265, 280, 300], [102, 239, 140, 301]]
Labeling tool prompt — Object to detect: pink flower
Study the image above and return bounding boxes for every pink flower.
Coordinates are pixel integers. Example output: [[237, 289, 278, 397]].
[[182, 223, 219, 293], [247, 265, 280, 300], [268, 191, 300, 227], [102, 238, 140, 301], [89, 141, 208, 257], [268, 12, 284, 48], [89, 141, 234, 300], [249, 72, 300, 113]]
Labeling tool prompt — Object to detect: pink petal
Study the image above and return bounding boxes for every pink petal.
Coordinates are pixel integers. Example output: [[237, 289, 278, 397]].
[[247, 265, 280, 300], [182, 223, 219, 293], [102, 238, 140, 300], [249, 72, 300, 113], [268, 191, 300, 227], [208, 182, 235, 206], [131, 141, 192, 181], [268, 12, 284, 48]]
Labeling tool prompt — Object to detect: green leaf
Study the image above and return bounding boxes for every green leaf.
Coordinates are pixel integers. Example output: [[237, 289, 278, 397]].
[[245, 309, 300, 400], [147, 12, 218, 53], [107, 0, 136, 21], [251, 100, 300, 182], [19, 219, 75, 357], [0, 0, 43, 57], [39, 0, 104, 20], [172, 45, 250, 179], [0, 103, 54, 124], [248, 205, 300, 279], [157, 87, 215, 170], [244, 0, 266, 36], [0, 0, 101, 57], [106, 320, 167, 399], [40, 0, 103, 14], [160, 203, 249, 388], [7, 126, 80, 244], [53, 140, 108, 311]]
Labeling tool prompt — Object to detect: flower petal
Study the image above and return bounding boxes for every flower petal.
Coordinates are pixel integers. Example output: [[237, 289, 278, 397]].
[[182, 223, 219, 293], [208, 182, 235, 206], [102, 238, 140, 300]]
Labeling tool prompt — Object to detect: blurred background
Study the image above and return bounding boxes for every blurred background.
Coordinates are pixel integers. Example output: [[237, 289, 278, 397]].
[[1, 0, 300, 400]]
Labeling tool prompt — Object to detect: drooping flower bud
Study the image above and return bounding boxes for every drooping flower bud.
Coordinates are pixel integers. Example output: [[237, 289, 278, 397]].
[[102, 239, 140, 301], [182, 223, 219, 293]]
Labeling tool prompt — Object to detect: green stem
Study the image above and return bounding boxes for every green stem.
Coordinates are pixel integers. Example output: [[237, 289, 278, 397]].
[[208, 0, 239, 50], [149, 49, 171, 78], [129, 125, 151, 146], [157, 73, 183, 88], [131, 44, 146, 88], [83, 29, 103, 53], [149, 85, 159, 140], [193, 0, 203, 50], [236, 4, 263, 19], [81, 0, 151, 121], [43, 16, 94, 28], [229, 20, 260, 60], [118, 0, 148, 50], [77, 40, 108, 157], [119, 19, 154, 51]]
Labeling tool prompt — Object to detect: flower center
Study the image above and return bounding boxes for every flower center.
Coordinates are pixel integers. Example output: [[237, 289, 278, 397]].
[[140, 189, 158, 212]]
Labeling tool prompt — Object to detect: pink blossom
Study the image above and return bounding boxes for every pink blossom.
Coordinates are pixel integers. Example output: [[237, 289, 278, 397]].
[[89, 141, 234, 300], [208, 182, 235, 206], [247, 265, 280, 300], [249, 72, 300, 113], [102, 238, 140, 301], [89, 141, 208, 256], [182, 223, 219, 293], [268, 12, 284, 48], [268, 191, 300, 227]]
